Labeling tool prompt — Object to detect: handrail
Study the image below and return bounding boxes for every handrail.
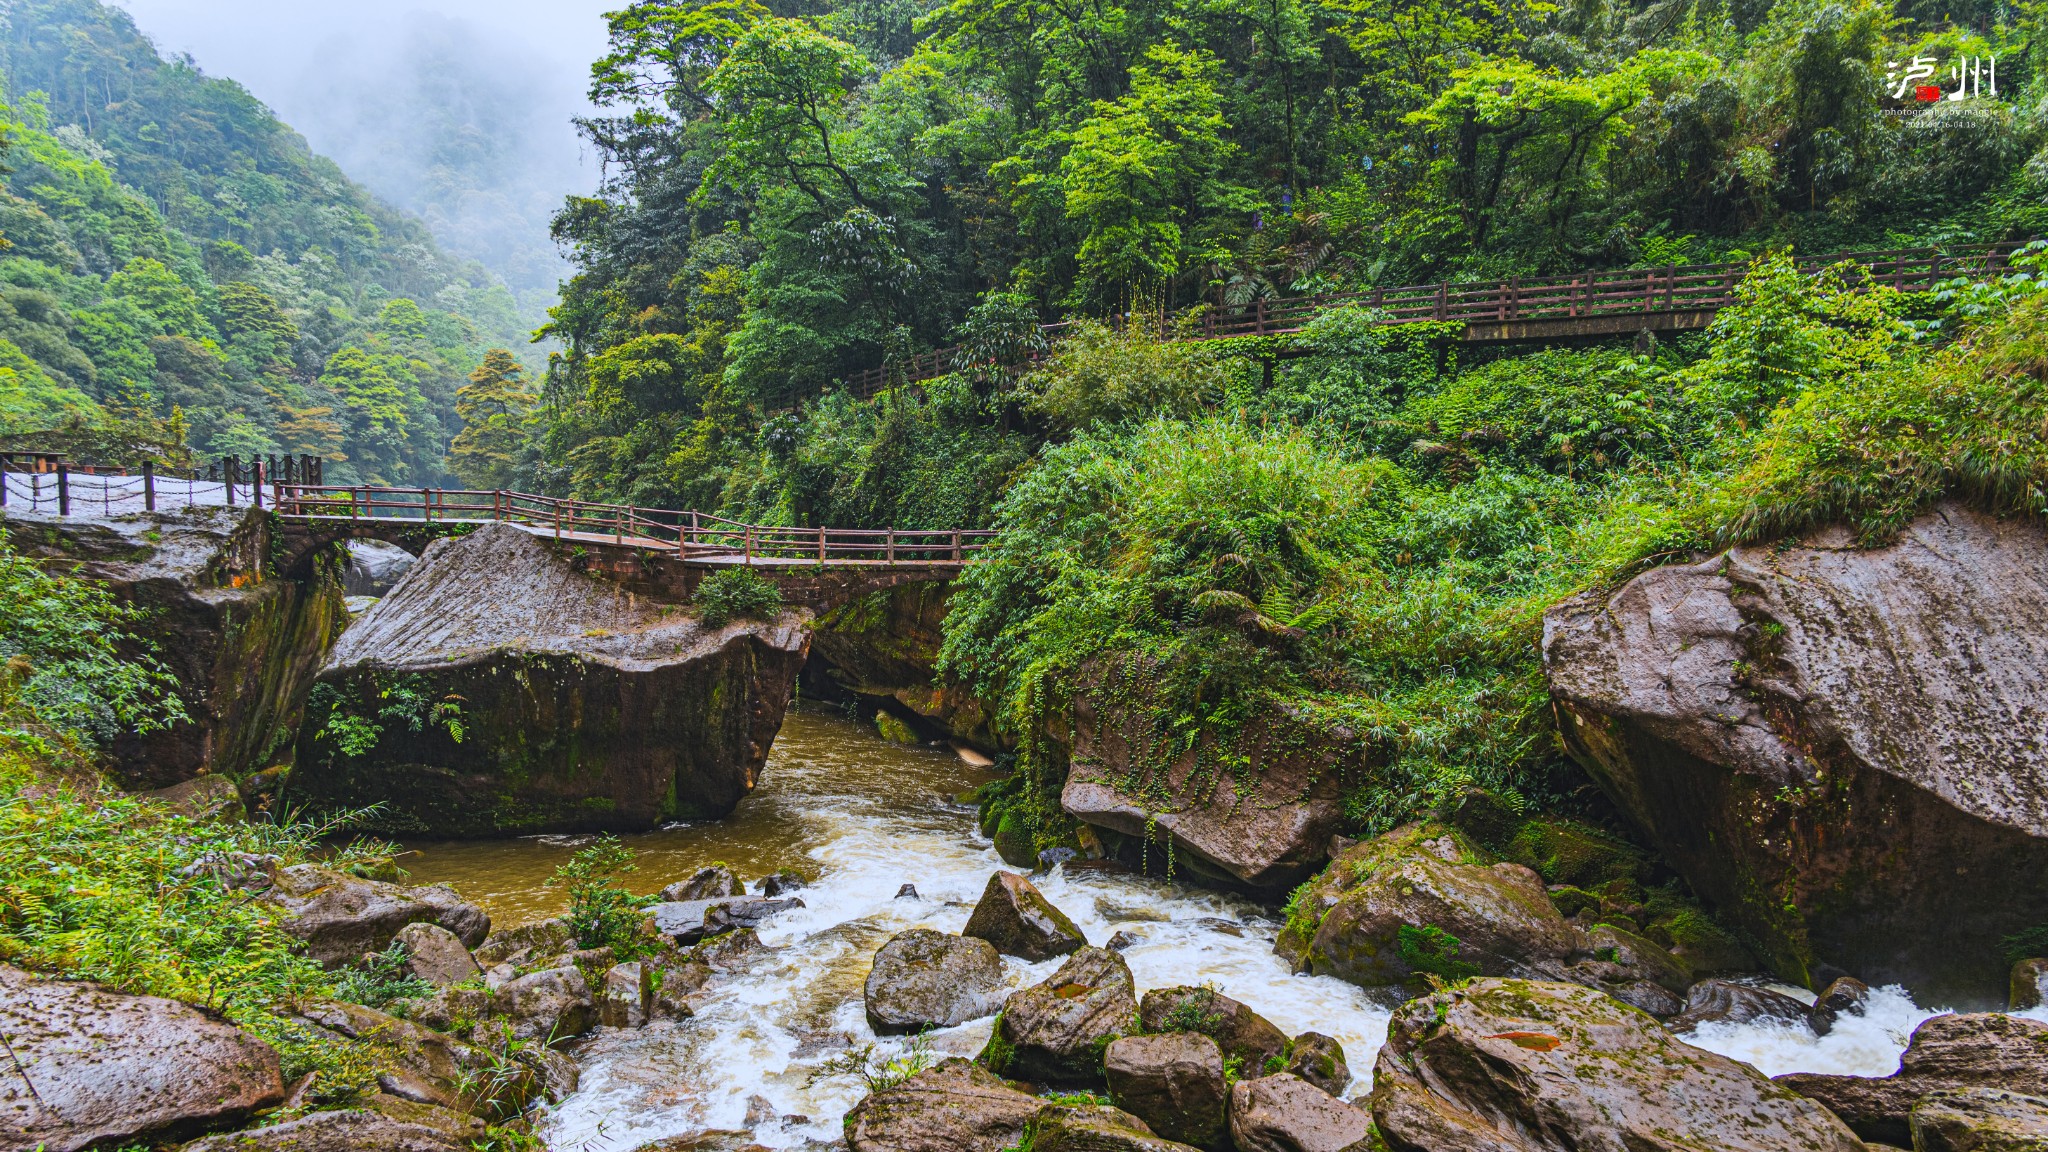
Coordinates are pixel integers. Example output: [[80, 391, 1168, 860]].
[[838, 241, 2032, 398], [273, 483, 996, 567]]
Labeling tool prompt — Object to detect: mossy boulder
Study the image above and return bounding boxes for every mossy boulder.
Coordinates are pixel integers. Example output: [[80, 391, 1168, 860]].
[[8, 505, 346, 790], [291, 524, 809, 835], [1545, 505, 2048, 1005]]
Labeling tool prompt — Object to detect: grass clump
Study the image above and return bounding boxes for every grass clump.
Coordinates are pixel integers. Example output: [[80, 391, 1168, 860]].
[[694, 567, 785, 627]]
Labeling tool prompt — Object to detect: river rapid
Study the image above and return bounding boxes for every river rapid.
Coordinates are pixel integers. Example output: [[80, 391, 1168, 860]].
[[398, 707, 2006, 1152]]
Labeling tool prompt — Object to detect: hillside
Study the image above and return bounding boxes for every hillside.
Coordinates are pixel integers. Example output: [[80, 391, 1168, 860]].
[[0, 0, 533, 484]]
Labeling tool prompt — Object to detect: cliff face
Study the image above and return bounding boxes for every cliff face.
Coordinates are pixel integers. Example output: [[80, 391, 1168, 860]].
[[292, 524, 809, 835], [1543, 504, 2048, 1005], [808, 583, 994, 748], [8, 506, 347, 789]]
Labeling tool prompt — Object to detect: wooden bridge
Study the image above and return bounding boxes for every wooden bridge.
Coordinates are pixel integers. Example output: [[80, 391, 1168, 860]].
[[843, 241, 2034, 397], [274, 484, 996, 568]]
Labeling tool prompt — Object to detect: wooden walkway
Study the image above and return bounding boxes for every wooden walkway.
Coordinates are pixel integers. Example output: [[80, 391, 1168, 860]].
[[275, 485, 996, 567], [844, 241, 2032, 397]]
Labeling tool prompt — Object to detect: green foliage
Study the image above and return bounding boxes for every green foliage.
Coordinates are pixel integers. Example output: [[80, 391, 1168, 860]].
[[547, 835, 652, 960], [694, 567, 786, 627], [811, 1030, 941, 1091], [332, 940, 436, 1009], [311, 674, 467, 758], [1396, 924, 1481, 983], [1020, 318, 1231, 429]]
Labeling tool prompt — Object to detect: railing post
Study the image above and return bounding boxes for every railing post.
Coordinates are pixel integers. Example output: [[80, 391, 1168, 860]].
[[887, 528, 896, 565], [143, 461, 156, 512], [1, 458, 8, 509], [744, 527, 753, 566], [56, 463, 69, 517], [224, 458, 236, 506], [1665, 265, 1677, 309], [953, 531, 962, 562], [1434, 283, 1447, 321], [251, 461, 263, 510], [818, 526, 826, 564]]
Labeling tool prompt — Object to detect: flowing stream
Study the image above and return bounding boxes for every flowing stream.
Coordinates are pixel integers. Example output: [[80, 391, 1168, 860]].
[[399, 706, 2004, 1152]]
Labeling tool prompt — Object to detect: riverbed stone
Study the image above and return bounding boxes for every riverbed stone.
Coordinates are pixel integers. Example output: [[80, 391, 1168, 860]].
[[985, 947, 1136, 1084], [396, 922, 481, 987], [1779, 1013, 2048, 1146], [652, 959, 710, 1020], [1668, 979, 1814, 1034], [266, 864, 489, 967], [294, 1001, 496, 1115], [180, 1109, 466, 1152], [963, 871, 1087, 961], [1227, 1074, 1373, 1152], [1103, 1033, 1229, 1149], [0, 965, 286, 1152], [292, 523, 810, 836], [1060, 683, 1355, 890], [663, 865, 744, 901], [1137, 986, 1289, 1071], [1810, 976, 1873, 1035], [1282, 1033, 1349, 1098], [1032, 1103, 1203, 1152], [601, 961, 653, 1028], [844, 1058, 1046, 1152], [492, 965, 598, 1045], [473, 916, 575, 966], [1370, 978, 1863, 1152], [1542, 505, 2048, 1004], [865, 928, 1007, 1034], [1910, 1088, 2048, 1152], [8, 506, 348, 790], [2013, 960, 2048, 1011]]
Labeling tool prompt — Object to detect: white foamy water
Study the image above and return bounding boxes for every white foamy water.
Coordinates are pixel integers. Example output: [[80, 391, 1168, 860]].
[[397, 708, 2006, 1152]]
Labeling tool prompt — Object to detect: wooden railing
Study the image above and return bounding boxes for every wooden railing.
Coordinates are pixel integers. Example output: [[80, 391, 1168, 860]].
[[274, 484, 996, 566], [842, 241, 2034, 397]]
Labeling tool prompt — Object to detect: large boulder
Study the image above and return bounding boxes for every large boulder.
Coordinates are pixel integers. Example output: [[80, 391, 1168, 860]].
[[179, 1109, 464, 1152], [345, 539, 419, 597], [1060, 679, 1358, 889], [1227, 1074, 1374, 1152], [2014, 959, 2048, 1011], [1137, 987, 1289, 1071], [865, 928, 1007, 1034], [963, 871, 1087, 961], [1543, 505, 2048, 1003], [844, 1058, 1046, 1152], [292, 999, 567, 1117], [1370, 978, 1864, 1152], [1031, 1103, 1204, 1152], [492, 964, 598, 1044], [1910, 1088, 2048, 1152], [985, 947, 1137, 1084], [662, 865, 743, 902], [1778, 1013, 2048, 1146], [808, 582, 995, 748], [0, 965, 285, 1152], [266, 864, 489, 967], [1103, 1033, 1229, 1149], [292, 524, 809, 835], [8, 506, 346, 789], [396, 922, 481, 986], [1668, 978, 1814, 1034], [1282, 1033, 1350, 1099]]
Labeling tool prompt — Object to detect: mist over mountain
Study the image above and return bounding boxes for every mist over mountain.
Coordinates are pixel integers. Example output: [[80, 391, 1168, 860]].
[[112, 0, 611, 323]]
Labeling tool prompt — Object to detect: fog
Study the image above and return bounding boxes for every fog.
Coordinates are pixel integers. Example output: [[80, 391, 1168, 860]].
[[114, 0, 619, 319]]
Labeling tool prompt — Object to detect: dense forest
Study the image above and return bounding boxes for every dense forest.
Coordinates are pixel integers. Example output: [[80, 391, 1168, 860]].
[[0, 0, 533, 485]]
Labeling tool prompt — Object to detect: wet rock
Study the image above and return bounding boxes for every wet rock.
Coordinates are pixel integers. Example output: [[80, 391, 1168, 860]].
[[647, 896, 797, 944], [844, 1057, 1045, 1152], [1032, 1103, 1202, 1152], [139, 775, 245, 822], [291, 999, 554, 1116], [1371, 978, 1862, 1152], [1277, 825, 1579, 988], [602, 961, 653, 1028], [1061, 686, 1353, 890], [664, 865, 744, 902], [652, 960, 711, 1021], [346, 539, 419, 596], [294, 523, 809, 835], [1778, 1013, 2048, 1146], [1227, 1074, 1374, 1152], [695, 927, 766, 970], [1282, 1033, 1349, 1098], [1542, 505, 2048, 1003], [1668, 979, 1814, 1034], [985, 947, 1137, 1084], [396, 922, 481, 987], [266, 864, 489, 967], [179, 1109, 464, 1152], [1911, 1088, 2048, 1152], [492, 965, 598, 1045], [400, 986, 494, 1035], [963, 871, 1087, 961], [1137, 987, 1289, 1072], [2014, 959, 2048, 1011], [1103, 1033, 1229, 1149], [896, 883, 920, 899], [865, 929, 1007, 1034], [357, 1093, 492, 1142], [758, 870, 806, 897], [9, 506, 347, 790], [1106, 930, 1142, 953], [808, 583, 997, 750], [0, 965, 285, 1152], [473, 916, 575, 966], [1810, 976, 1871, 1036], [706, 896, 803, 934]]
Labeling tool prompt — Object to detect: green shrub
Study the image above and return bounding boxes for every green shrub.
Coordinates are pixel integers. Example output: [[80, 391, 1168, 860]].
[[694, 567, 785, 627], [547, 835, 653, 959], [1397, 924, 1480, 983]]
